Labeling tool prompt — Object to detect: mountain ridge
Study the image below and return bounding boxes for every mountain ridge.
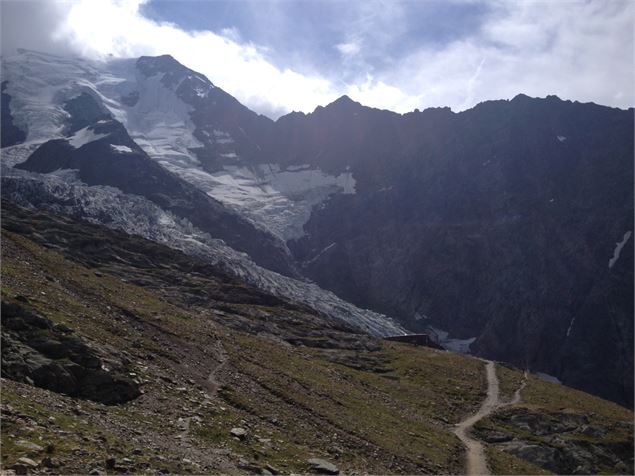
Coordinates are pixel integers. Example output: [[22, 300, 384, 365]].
[[1, 50, 632, 408]]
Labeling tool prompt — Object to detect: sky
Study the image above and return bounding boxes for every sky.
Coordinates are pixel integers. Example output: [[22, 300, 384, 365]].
[[1, 0, 633, 119]]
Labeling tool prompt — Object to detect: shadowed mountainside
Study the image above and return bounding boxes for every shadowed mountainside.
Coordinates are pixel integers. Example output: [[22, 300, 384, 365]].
[[1, 201, 633, 475]]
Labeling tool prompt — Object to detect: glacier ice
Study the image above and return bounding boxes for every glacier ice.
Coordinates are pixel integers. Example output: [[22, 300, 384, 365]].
[[1, 165, 405, 337], [2, 50, 355, 241]]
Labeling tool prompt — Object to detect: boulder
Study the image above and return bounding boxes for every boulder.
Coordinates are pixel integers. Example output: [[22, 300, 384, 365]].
[[499, 441, 559, 471], [1, 300, 140, 405], [16, 440, 44, 452], [230, 427, 247, 440], [308, 458, 339, 475], [16, 457, 38, 468]]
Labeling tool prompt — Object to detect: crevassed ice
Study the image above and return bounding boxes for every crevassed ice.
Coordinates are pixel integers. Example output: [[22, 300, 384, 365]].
[[2, 51, 356, 244], [2, 51, 201, 167], [2, 167, 405, 337], [162, 163, 356, 241], [100, 59, 203, 167], [2, 52, 87, 141]]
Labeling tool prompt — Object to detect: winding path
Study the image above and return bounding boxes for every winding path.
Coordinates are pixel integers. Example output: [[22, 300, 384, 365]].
[[178, 341, 229, 441], [452, 362, 527, 475]]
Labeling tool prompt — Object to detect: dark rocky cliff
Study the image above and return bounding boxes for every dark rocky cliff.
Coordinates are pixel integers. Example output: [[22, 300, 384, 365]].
[[278, 95, 634, 407]]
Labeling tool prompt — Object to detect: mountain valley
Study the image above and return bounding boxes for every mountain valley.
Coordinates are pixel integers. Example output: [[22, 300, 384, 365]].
[[1, 201, 633, 475], [1, 49, 633, 475]]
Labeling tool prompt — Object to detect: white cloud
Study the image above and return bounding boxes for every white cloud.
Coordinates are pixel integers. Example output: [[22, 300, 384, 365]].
[[336, 42, 361, 58], [383, 1, 634, 111], [1, 0, 72, 56], [346, 74, 424, 112], [49, 0, 340, 118], [2, 0, 633, 118]]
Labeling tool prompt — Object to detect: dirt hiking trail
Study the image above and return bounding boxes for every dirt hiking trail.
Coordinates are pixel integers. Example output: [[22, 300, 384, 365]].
[[453, 361, 527, 475]]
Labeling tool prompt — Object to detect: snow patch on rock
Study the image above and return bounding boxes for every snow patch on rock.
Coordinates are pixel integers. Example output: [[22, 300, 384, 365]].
[[305, 242, 337, 265], [68, 126, 108, 149], [110, 144, 134, 154], [566, 316, 576, 337], [608, 231, 632, 268], [212, 130, 234, 144]]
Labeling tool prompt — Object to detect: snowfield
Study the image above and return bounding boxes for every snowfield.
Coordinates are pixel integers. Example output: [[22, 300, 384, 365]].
[[3, 50, 357, 241], [68, 126, 109, 148]]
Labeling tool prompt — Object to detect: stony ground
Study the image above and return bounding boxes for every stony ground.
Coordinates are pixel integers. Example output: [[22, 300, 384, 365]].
[[1, 202, 633, 475]]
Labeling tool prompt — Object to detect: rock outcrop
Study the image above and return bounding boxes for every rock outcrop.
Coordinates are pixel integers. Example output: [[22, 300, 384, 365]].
[[1, 300, 140, 404]]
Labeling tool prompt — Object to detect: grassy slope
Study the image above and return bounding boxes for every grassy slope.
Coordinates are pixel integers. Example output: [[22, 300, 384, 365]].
[[480, 364, 633, 475], [1, 213, 633, 475], [1, 230, 484, 474]]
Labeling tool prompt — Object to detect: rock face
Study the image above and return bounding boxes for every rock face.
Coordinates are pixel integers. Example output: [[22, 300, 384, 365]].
[[134, 54, 274, 171], [476, 407, 635, 475], [1, 301, 140, 404], [283, 95, 634, 407], [1, 81, 26, 147], [384, 334, 444, 350]]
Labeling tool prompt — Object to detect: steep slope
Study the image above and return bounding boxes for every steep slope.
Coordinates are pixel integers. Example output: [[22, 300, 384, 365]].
[[2, 50, 632, 407], [2, 202, 632, 475], [1, 50, 357, 242], [0, 174, 403, 337], [13, 115, 296, 277], [284, 95, 634, 407], [1, 81, 26, 147]]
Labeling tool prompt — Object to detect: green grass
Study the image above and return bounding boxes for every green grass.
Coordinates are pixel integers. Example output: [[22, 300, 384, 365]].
[[485, 444, 553, 475], [1, 385, 136, 469], [1, 228, 633, 475], [496, 362, 525, 402], [475, 366, 634, 475], [214, 332, 489, 473]]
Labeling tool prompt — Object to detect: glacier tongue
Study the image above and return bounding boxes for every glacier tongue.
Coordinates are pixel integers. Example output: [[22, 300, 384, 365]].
[[1, 50, 401, 336], [1, 166, 404, 337]]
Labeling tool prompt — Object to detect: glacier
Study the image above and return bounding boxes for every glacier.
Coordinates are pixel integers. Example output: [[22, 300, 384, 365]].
[[2, 49, 355, 241], [164, 162, 355, 240], [1, 164, 404, 337], [1, 49, 405, 337]]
